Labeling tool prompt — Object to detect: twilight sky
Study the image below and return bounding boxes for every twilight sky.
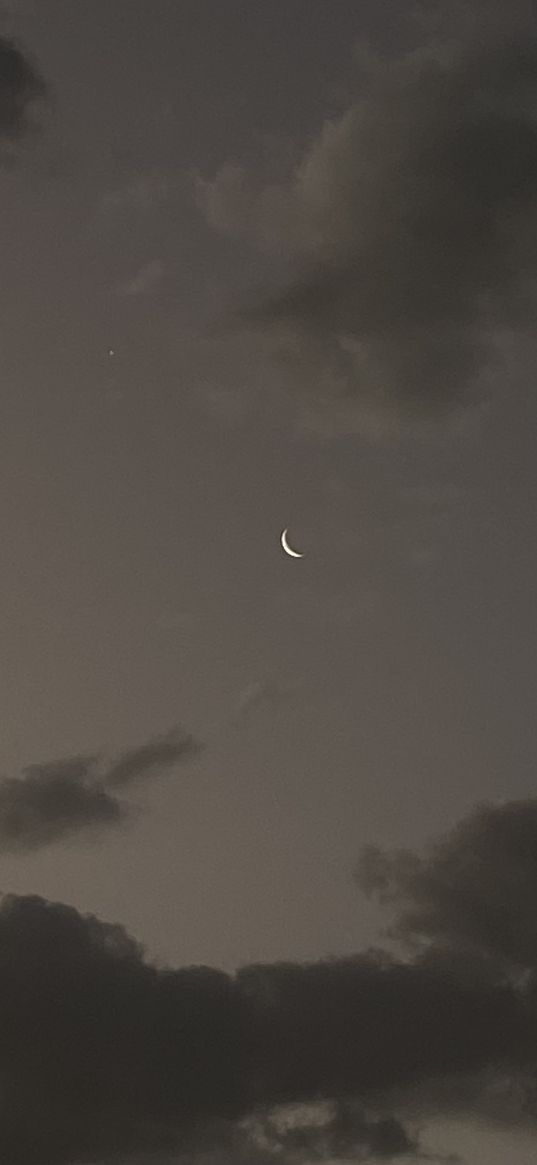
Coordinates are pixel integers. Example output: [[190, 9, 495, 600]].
[[1, 2, 537, 1163]]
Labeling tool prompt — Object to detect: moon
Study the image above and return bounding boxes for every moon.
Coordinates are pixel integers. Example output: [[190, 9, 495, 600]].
[[281, 528, 304, 558]]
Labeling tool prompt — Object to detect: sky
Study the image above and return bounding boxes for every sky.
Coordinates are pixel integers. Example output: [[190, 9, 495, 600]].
[[1, 1, 537, 1162]]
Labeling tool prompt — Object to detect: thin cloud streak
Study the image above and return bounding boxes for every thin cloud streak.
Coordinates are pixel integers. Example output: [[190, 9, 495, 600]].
[[114, 258, 165, 297], [104, 726, 202, 788]]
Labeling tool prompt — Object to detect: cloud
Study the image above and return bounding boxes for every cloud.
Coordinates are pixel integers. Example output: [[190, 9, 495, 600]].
[[194, 163, 257, 239], [203, 1101, 426, 1165], [114, 258, 165, 297], [104, 725, 202, 788], [0, 888, 532, 1164], [0, 727, 202, 851], [246, 1100, 420, 1161], [0, 757, 123, 851], [234, 679, 298, 721], [355, 797, 537, 974], [170, 1102, 427, 1165], [199, 23, 537, 435], [3, 797, 537, 1162], [0, 35, 47, 153]]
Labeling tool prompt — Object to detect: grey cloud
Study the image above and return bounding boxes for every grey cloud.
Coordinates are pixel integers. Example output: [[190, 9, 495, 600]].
[[3, 799, 537, 1162], [193, 161, 304, 256], [0, 890, 531, 1165], [172, 1103, 423, 1165], [0, 727, 202, 852], [200, 26, 537, 435], [104, 725, 202, 788], [22, 754, 101, 785], [0, 761, 123, 851], [355, 798, 537, 973], [255, 1101, 420, 1160], [0, 35, 47, 152], [6, 795, 537, 1160], [234, 679, 298, 721]]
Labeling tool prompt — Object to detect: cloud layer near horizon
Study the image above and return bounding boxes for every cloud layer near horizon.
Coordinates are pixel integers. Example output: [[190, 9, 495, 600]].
[[4, 797, 537, 1162], [197, 26, 537, 435]]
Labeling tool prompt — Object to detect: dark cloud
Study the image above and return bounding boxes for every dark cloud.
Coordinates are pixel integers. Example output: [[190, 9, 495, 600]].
[[0, 35, 47, 153], [1, 853, 537, 1163], [353, 798, 537, 1139], [200, 24, 537, 434], [22, 754, 101, 785], [255, 1100, 419, 1160], [104, 725, 202, 788], [3, 800, 537, 1160], [356, 798, 537, 973], [0, 893, 245, 1164], [0, 758, 124, 851], [0, 727, 202, 852], [236, 946, 531, 1108]]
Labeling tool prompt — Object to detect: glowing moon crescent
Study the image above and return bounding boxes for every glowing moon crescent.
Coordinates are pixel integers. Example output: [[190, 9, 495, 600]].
[[281, 528, 304, 558]]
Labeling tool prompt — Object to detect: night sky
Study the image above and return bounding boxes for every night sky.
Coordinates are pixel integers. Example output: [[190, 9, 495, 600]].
[[1, 2, 537, 1163]]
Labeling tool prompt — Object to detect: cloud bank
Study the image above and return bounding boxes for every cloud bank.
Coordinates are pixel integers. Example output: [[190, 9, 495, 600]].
[[0, 727, 202, 851], [3, 798, 537, 1161], [198, 24, 537, 435]]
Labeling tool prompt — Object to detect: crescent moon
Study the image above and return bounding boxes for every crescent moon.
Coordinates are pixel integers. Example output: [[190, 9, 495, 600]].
[[281, 528, 304, 558]]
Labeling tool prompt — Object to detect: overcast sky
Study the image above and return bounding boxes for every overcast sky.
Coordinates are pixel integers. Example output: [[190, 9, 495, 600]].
[[1, 2, 537, 1163]]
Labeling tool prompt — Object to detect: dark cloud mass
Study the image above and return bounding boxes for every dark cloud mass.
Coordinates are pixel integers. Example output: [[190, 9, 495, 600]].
[[200, 28, 537, 433], [0, 757, 123, 851], [5, 798, 537, 1162], [0, 727, 202, 851], [0, 35, 47, 150], [356, 798, 537, 973]]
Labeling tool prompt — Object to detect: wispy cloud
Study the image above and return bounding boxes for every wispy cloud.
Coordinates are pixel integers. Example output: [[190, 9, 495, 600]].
[[233, 679, 299, 721], [114, 258, 165, 297], [0, 726, 203, 851], [104, 726, 201, 788]]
